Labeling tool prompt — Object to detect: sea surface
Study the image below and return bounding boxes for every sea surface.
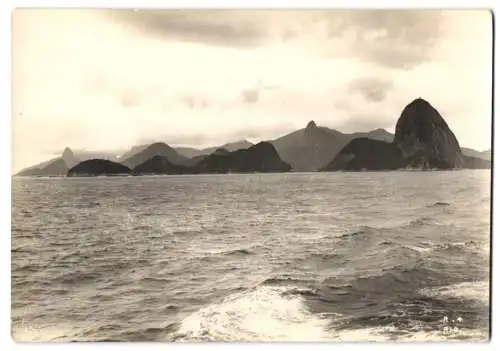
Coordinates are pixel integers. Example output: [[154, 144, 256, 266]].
[[11, 171, 491, 342]]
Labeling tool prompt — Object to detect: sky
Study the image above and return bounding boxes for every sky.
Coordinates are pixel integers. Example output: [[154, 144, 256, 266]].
[[12, 9, 493, 172]]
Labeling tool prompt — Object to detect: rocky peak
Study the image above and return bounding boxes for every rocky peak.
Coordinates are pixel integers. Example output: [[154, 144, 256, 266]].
[[393, 98, 463, 169], [62, 147, 74, 158], [62, 146, 79, 168], [306, 120, 317, 130], [304, 120, 319, 140]]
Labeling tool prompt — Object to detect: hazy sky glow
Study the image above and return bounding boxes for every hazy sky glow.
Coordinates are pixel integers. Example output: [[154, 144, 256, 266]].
[[12, 9, 492, 172]]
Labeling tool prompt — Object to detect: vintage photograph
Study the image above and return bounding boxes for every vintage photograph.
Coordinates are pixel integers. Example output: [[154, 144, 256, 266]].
[[11, 9, 492, 342]]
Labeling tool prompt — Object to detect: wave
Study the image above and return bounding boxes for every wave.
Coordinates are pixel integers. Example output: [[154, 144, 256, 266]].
[[133, 225, 153, 231], [140, 277, 173, 285], [171, 285, 331, 341], [260, 277, 313, 287], [408, 217, 435, 227], [170, 280, 489, 342], [428, 202, 451, 208], [338, 226, 376, 240], [419, 281, 489, 305], [433, 240, 484, 253], [405, 240, 485, 254], [54, 270, 102, 285], [223, 248, 253, 256]]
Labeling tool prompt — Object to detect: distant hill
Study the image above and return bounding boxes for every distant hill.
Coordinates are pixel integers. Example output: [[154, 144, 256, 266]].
[[17, 157, 68, 177], [190, 141, 290, 174], [321, 138, 404, 171], [67, 159, 132, 177], [461, 147, 491, 161], [181, 148, 231, 167], [173, 147, 205, 159], [174, 140, 254, 158], [270, 120, 395, 171], [132, 155, 189, 175], [201, 140, 254, 155], [120, 142, 188, 169], [16, 147, 79, 176], [132, 142, 289, 174], [118, 144, 150, 161]]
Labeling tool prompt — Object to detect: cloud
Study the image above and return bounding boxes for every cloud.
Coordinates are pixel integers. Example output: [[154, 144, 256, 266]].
[[323, 10, 444, 69], [119, 88, 141, 108], [109, 10, 444, 70], [348, 77, 393, 102], [242, 89, 259, 104], [181, 95, 209, 109], [108, 10, 265, 48]]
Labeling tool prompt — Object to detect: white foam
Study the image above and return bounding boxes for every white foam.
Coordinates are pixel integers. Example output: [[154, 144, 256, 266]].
[[175, 285, 332, 341], [11, 323, 77, 342], [406, 245, 433, 253], [174, 282, 490, 342], [419, 281, 490, 304]]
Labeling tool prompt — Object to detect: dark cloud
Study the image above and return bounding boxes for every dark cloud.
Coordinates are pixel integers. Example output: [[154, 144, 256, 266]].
[[242, 89, 259, 104], [109, 10, 264, 48], [348, 77, 393, 102]]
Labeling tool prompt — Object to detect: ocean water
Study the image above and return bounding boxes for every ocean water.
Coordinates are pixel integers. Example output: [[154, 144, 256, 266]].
[[11, 170, 491, 342]]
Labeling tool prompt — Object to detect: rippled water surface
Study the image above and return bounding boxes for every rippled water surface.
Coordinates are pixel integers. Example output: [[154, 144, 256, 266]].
[[11, 171, 491, 341]]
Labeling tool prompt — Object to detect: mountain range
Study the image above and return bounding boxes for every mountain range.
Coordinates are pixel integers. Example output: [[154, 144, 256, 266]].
[[15, 100, 491, 177]]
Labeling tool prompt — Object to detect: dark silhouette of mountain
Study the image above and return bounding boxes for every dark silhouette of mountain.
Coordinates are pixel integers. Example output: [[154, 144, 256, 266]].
[[67, 159, 132, 177], [182, 154, 206, 167], [132, 143, 289, 174], [321, 138, 405, 171], [270, 120, 395, 171], [393, 98, 464, 169], [461, 147, 491, 161], [189, 142, 291, 173], [323, 98, 485, 171], [121, 142, 187, 169], [132, 155, 189, 175]]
